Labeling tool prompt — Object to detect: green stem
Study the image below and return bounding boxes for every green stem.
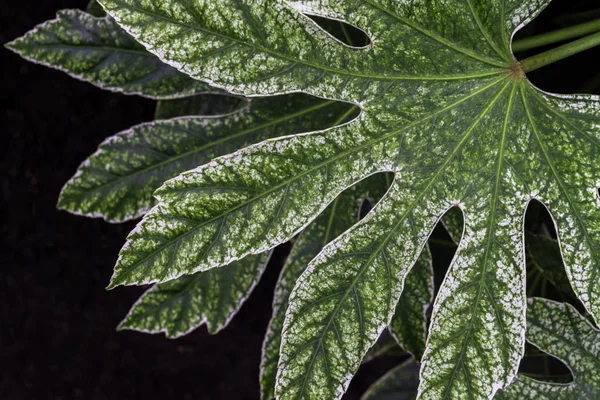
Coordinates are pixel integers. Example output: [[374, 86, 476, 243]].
[[520, 30, 600, 73], [513, 17, 600, 52]]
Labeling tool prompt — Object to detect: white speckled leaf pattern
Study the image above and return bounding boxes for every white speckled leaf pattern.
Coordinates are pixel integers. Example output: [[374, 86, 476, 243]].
[[389, 245, 434, 361], [118, 251, 270, 337], [58, 94, 353, 223], [5, 9, 216, 99], [497, 298, 600, 399], [95, 0, 600, 398], [361, 358, 420, 400], [260, 181, 367, 400]]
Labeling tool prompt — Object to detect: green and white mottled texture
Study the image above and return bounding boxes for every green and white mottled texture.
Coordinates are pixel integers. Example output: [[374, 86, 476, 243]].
[[59, 94, 353, 222], [260, 182, 366, 400], [361, 358, 419, 400], [118, 251, 270, 337], [389, 246, 434, 361], [498, 298, 600, 399], [96, 0, 600, 398], [5, 9, 217, 99]]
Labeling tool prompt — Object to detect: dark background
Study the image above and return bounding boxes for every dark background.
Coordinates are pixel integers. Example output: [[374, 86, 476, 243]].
[[1, 0, 599, 399]]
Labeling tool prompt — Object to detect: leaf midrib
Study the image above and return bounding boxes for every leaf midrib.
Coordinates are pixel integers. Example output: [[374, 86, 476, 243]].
[[441, 84, 518, 400]]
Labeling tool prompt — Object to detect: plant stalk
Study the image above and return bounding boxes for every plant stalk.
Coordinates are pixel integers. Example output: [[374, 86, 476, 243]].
[[520, 30, 600, 73], [513, 17, 600, 52]]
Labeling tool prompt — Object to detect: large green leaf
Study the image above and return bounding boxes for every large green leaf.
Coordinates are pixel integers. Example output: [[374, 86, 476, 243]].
[[5, 9, 216, 99], [497, 298, 600, 399], [118, 251, 270, 337], [59, 94, 353, 222], [100, 0, 600, 398]]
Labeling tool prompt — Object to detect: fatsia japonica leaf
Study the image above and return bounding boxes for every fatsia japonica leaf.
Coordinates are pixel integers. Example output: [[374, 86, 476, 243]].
[[59, 94, 353, 222], [118, 251, 271, 337], [5, 9, 217, 99], [260, 181, 368, 400], [100, 0, 600, 398], [361, 358, 420, 400], [497, 298, 600, 399]]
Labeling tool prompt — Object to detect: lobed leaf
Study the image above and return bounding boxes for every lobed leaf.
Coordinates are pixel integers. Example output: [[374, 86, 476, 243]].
[[6, 9, 217, 99], [59, 94, 352, 223], [100, 0, 600, 398], [119, 251, 271, 337]]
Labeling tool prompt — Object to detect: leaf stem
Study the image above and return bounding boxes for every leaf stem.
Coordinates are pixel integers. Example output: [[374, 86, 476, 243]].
[[520, 30, 600, 73], [513, 17, 600, 52]]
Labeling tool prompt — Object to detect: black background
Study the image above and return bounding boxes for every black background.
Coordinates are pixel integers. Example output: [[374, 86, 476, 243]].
[[2, 0, 599, 399]]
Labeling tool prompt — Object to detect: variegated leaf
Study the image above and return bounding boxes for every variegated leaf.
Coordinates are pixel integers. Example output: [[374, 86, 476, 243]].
[[389, 245, 434, 361], [118, 251, 270, 337], [498, 298, 600, 399], [260, 181, 367, 400], [59, 94, 353, 222], [98, 0, 600, 398], [5, 9, 217, 99]]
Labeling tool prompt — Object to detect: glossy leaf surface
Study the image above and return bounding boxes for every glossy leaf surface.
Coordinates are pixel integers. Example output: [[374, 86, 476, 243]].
[[98, 0, 600, 398]]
